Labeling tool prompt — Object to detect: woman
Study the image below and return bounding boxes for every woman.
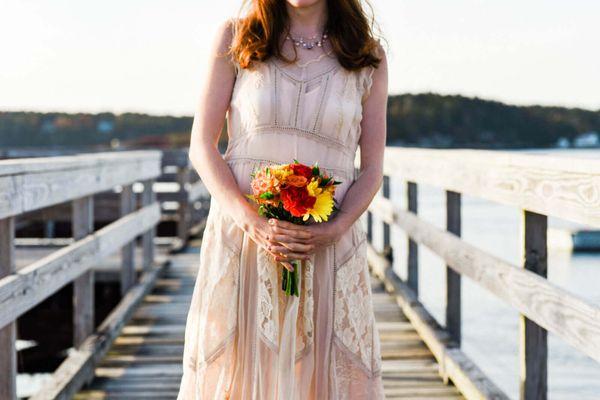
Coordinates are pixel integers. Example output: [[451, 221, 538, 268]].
[[178, 0, 388, 398]]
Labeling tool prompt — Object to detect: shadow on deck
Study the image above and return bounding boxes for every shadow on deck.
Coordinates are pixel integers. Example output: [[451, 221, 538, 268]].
[[75, 238, 463, 400]]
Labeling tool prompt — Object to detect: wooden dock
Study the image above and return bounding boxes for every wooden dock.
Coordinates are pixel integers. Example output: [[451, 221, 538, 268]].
[[74, 237, 463, 400], [2, 148, 600, 400]]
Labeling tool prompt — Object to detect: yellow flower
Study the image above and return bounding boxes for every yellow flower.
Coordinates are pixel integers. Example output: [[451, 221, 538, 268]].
[[306, 179, 322, 197], [303, 189, 334, 223], [270, 164, 293, 181]]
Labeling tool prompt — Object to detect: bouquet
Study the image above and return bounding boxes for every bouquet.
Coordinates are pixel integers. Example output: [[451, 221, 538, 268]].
[[246, 160, 340, 296]]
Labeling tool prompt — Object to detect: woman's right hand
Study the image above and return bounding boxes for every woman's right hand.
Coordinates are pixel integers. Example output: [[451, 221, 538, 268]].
[[240, 214, 315, 271]]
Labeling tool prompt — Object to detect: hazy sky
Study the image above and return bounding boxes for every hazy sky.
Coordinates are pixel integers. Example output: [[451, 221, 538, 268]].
[[1, 0, 599, 115]]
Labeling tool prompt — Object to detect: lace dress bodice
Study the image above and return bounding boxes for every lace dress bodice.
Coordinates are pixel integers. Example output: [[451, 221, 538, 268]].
[[225, 49, 375, 204]]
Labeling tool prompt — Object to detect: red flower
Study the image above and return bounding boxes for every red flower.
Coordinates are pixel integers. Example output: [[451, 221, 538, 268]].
[[290, 163, 313, 179], [280, 185, 316, 217]]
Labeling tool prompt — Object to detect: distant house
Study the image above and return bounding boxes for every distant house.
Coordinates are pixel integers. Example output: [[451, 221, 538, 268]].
[[97, 119, 114, 134], [556, 137, 570, 148], [40, 120, 56, 135], [573, 131, 599, 148]]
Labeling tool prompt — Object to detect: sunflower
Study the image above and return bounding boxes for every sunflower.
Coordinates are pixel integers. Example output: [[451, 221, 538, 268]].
[[304, 179, 335, 222]]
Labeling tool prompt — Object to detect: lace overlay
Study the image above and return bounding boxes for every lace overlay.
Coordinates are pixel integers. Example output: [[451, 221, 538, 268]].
[[296, 259, 314, 359], [257, 249, 280, 348], [334, 239, 381, 375]]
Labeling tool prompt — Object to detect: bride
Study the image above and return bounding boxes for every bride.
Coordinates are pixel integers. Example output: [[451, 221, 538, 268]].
[[178, 0, 387, 398]]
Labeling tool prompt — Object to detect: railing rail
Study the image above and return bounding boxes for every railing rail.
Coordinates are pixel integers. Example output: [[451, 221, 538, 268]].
[[0, 151, 162, 400], [362, 147, 600, 400]]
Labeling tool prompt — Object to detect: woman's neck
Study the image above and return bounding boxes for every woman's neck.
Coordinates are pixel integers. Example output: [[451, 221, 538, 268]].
[[286, 1, 328, 37]]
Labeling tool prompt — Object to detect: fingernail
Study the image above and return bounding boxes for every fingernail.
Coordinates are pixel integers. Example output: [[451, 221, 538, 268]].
[[269, 219, 275, 225]]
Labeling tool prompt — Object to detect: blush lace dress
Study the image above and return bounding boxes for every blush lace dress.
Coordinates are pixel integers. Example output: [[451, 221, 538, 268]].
[[177, 43, 384, 400]]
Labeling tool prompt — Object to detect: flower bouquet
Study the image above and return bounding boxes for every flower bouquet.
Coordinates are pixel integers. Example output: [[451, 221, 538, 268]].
[[246, 160, 340, 296]]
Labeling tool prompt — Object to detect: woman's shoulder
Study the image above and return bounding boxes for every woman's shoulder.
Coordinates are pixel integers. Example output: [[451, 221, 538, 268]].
[[211, 18, 243, 75]]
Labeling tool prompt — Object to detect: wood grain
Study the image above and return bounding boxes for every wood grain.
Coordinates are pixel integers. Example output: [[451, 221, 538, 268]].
[[142, 180, 156, 271], [0, 151, 161, 219], [375, 147, 600, 228], [446, 190, 462, 345], [0, 217, 16, 400], [368, 244, 509, 400], [120, 185, 136, 295], [72, 196, 95, 348], [29, 263, 165, 400], [407, 181, 418, 295], [0, 203, 160, 331], [369, 195, 600, 363], [520, 211, 548, 400]]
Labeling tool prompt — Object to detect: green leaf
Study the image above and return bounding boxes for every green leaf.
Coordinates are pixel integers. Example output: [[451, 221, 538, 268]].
[[293, 159, 299, 164], [312, 165, 320, 176], [265, 167, 270, 176], [259, 191, 274, 200]]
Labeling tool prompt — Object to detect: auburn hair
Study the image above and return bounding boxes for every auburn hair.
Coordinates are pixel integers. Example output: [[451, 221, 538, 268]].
[[230, 0, 382, 71]]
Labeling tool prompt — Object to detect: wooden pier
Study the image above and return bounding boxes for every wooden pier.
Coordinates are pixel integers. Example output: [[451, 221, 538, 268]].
[[72, 238, 464, 400], [1, 148, 600, 399]]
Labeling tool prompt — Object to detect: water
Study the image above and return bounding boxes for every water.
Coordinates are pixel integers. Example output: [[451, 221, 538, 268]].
[[376, 148, 600, 399]]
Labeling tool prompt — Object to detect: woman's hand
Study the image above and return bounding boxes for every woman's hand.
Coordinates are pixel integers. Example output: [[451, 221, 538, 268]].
[[304, 218, 347, 250], [240, 215, 314, 271]]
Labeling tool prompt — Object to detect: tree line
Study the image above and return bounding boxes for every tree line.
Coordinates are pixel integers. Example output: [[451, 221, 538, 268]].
[[1, 93, 598, 149]]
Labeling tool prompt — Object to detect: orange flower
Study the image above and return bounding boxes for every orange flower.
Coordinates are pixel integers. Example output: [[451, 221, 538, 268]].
[[251, 170, 280, 197], [285, 174, 308, 188]]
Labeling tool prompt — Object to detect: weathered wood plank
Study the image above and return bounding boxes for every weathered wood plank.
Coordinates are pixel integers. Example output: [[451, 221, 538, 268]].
[[73, 196, 95, 348], [369, 195, 600, 363], [0, 151, 161, 219], [0, 217, 16, 400], [407, 181, 418, 295], [446, 190, 461, 345], [377, 147, 600, 228], [520, 211, 548, 400], [382, 175, 391, 251], [0, 150, 161, 176], [29, 264, 166, 400], [368, 244, 509, 400], [0, 203, 160, 331], [77, 238, 466, 400], [142, 180, 156, 271], [120, 185, 136, 295], [177, 167, 191, 243]]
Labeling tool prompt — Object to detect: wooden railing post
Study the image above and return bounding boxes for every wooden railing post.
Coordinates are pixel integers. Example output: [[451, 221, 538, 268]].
[[142, 179, 156, 271], [382, 176, 391, 253], [72, 196, 95, 347], [445, 191, 461, 345], [407, 181, 418, 295], [520, 210, 548, 400], [120, 185, 136, 295], [0, 217, 17, 400], [177, 166, 191, 244]]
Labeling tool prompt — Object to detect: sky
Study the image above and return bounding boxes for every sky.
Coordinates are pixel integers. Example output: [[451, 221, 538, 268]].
[[1, 0, 599, 115]]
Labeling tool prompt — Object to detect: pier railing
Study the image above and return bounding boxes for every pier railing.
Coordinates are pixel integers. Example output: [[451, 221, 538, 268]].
[[0, 151, 163, 399], [364, 147, 600, 400]]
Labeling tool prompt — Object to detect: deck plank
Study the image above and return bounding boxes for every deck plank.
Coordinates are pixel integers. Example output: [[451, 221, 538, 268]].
[[76, 239, 463, 399]]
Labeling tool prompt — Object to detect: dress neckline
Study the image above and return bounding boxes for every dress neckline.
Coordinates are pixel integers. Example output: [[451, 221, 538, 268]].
[[269, 53, 341, 83]]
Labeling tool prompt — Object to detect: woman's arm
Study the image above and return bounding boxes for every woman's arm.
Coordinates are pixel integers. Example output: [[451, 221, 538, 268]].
[[188, 20, 314, 266], [302, 48, 388, 247]]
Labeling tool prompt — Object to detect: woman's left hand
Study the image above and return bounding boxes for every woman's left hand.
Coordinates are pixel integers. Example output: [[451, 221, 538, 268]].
[[267, 218, 349, 267], [304, 218, 347, 250]]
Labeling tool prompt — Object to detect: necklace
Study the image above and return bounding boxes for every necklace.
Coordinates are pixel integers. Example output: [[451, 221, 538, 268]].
[[286, 31, 328, 50]]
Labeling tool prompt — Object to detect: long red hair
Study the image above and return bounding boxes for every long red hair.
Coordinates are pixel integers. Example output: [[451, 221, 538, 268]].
[[230, 0, 382, 71]]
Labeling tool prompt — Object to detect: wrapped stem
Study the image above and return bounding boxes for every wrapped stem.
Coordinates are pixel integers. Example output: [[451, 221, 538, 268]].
[[281, 260, 300, 297]]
